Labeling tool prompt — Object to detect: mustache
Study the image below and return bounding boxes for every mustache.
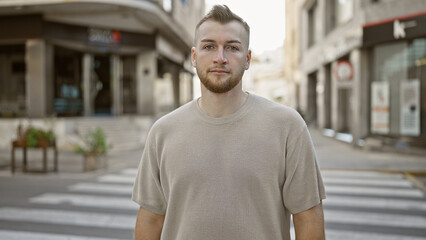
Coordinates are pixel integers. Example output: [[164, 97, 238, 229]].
[[208, 67, 229, 72]]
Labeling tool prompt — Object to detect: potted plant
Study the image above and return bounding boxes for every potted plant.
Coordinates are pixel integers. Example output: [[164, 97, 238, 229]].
[[24, 126, 56, 147], [73, 127, 110, 171]]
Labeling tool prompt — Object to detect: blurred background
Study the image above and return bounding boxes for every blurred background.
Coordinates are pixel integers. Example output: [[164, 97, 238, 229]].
[[0, 0, 425, 239]]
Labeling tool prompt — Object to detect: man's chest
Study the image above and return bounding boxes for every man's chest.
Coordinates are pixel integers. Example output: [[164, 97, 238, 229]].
[[157, 125, 285, 195]]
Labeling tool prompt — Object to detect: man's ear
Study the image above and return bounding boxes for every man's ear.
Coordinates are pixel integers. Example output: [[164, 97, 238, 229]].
[[191, 47, 197, 67], [245, 50, 251, 70]]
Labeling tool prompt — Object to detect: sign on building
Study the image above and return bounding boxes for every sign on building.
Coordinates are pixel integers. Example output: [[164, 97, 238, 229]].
[[400, 79, 420, 136], [371, 81, 389, 134]]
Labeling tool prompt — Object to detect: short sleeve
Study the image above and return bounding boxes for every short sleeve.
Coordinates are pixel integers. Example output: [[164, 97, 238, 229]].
[[282, 126, 326, 214], [132, 132, 167, 215]]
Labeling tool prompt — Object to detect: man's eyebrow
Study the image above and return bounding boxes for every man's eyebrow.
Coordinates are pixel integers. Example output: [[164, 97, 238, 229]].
[[200, 39, 242, 44], [200, 39, 215, 43], [226, 40, 242, 44]]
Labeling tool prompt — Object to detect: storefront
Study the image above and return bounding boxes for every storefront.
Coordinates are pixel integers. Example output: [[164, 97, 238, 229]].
[[0, 11, 193, 118], [364, 11, 426, 148]]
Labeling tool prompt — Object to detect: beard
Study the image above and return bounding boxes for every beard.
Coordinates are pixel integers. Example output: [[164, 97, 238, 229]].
[[197, 67, 245, 94]]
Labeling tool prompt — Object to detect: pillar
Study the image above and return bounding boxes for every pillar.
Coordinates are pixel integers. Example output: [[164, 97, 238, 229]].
[[350, 49, 369, 146], [136, 51, 156, 115], [317, 67, 326, 129], [112, 55, 122, 115], [82, 53, 93, 116], [26, 39, 47, 118]]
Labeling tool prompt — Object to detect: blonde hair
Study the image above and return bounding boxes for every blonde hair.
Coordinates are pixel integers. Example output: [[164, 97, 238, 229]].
[[195, 5, 250, 43]]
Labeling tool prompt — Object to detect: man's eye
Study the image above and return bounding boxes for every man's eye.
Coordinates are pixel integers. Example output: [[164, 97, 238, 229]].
[[227, 46, 239, 51], [203, 45, 214, 50]]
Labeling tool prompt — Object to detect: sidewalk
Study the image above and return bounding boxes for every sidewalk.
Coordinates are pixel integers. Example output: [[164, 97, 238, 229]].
[[0, 147, 142, 177], [1, 129, 425, 190], [309, 127, 426, 192]]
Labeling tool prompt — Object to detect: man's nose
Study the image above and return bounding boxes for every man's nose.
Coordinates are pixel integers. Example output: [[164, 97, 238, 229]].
[[213, 47, 228, 64]]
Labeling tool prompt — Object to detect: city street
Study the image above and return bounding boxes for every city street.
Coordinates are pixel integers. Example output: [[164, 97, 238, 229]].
[[0, 129, 425, 239]]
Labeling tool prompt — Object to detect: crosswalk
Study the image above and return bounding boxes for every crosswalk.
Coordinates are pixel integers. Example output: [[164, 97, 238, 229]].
[[0, 169, 425, 239], [320, 170, 426, 240], [0, 168, 140, 240]]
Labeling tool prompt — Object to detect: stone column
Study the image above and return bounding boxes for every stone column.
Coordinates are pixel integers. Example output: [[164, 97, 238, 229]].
[[82, 53, 93, 116], [136, 51, 156, 115], [26, 39, 47, 118], [350, 49, 369, 146], [317, 67, 326, 129], [111, 55, 122, 115], [331, 61, 339, 132]]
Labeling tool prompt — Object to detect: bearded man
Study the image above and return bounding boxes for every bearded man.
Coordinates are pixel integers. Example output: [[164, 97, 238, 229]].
[[132, 5, 326, 240]]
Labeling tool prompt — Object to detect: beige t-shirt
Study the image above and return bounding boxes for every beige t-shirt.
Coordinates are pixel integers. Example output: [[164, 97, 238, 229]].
[[132, 93, 326, 240]]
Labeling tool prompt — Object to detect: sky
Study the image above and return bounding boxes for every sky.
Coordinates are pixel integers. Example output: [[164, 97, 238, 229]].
[[204, 0, 285, 56]]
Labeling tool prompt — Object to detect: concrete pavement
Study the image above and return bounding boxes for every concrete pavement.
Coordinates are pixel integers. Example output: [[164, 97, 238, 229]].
[[1, 127, 425, 190], [309, 127, 426, 192]]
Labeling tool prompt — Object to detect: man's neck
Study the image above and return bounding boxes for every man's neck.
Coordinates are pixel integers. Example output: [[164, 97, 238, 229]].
[[198, 83, 248, 118]]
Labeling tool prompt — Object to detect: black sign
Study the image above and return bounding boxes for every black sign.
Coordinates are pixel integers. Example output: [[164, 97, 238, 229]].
[[363, 12, 426, 47]]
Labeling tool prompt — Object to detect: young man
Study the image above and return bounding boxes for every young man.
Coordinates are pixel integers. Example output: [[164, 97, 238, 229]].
[[132, 5, 326, 240]]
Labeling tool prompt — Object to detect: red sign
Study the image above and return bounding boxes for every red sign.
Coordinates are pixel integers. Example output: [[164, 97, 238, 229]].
[[334, 60, 353, 81]]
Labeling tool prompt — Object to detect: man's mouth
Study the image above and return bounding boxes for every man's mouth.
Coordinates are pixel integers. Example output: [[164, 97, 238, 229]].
[[209, 69, 229, 74]]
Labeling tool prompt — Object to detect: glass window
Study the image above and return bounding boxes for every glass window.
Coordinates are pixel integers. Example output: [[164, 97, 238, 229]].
[[372, 39, 426, 137], [163, 0, 172, 12], [0, 45, 26, 118], [308, 1, 320, 47], [54, 47, 83, 117], [335, 0, 353, 25]]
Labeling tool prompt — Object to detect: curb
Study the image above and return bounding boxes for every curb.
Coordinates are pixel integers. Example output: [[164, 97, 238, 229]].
[[405, 173, 426, 194]]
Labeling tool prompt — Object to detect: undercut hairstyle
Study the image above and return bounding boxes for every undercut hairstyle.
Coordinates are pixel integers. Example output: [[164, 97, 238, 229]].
[[195, 5, 250, 44]]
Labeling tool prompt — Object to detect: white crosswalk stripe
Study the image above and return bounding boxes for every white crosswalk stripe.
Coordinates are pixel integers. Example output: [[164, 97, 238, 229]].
[[29, 193, 138, 210], [324, 191, 426, 210], [68, 183, 133, 194], [97, 174, 135, 184], [0, 168, 139, 239], [0, 230, 125, 240], [119, 168, 138, 176], [325, 184, 424, 198], [323, 177, 413, 187], [0, 207, 135, 229], [324, 229, 426, 240], [325, 209, 426, 229], [322, 170, 426, 240]]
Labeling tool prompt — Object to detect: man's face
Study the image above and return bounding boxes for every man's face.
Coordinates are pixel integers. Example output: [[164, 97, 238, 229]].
[[192, 20, 251, 94]]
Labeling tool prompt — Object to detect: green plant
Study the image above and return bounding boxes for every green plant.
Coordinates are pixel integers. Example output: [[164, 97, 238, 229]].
[[74, 128, 110, 156], [25, 127, 55, 147]]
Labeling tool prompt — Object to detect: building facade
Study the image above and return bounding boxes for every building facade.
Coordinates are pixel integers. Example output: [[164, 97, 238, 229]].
[[0, 0, 204, 118], [286, 0, 426, 153], [0, 0, 204, 150]]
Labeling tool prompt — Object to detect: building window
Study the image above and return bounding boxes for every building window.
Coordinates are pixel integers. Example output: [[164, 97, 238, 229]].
[[163, 0, 172, 12], [0, 45, 26, 118], [335, 0, 353, 25], [371, 38, 426, 137], [54, 47, 83, 117], [326, 0, 337, 33], [308, 1, 319, 47]]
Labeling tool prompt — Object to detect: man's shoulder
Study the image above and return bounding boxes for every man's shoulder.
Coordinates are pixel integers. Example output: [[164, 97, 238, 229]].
[[251, 94, 304, 123], [150, 100, 195, 132]]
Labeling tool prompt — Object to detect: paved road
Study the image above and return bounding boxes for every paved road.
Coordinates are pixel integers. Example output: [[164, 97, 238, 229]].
[[0, 167, 139, 240], [0, 129, 425, 239], [1, 167, 426, 239], [320, 169, 426, 240]]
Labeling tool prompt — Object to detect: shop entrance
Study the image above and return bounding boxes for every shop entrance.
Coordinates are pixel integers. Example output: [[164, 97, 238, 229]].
[[337, 88, 352, 133], [93, 55, 112, 115]]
